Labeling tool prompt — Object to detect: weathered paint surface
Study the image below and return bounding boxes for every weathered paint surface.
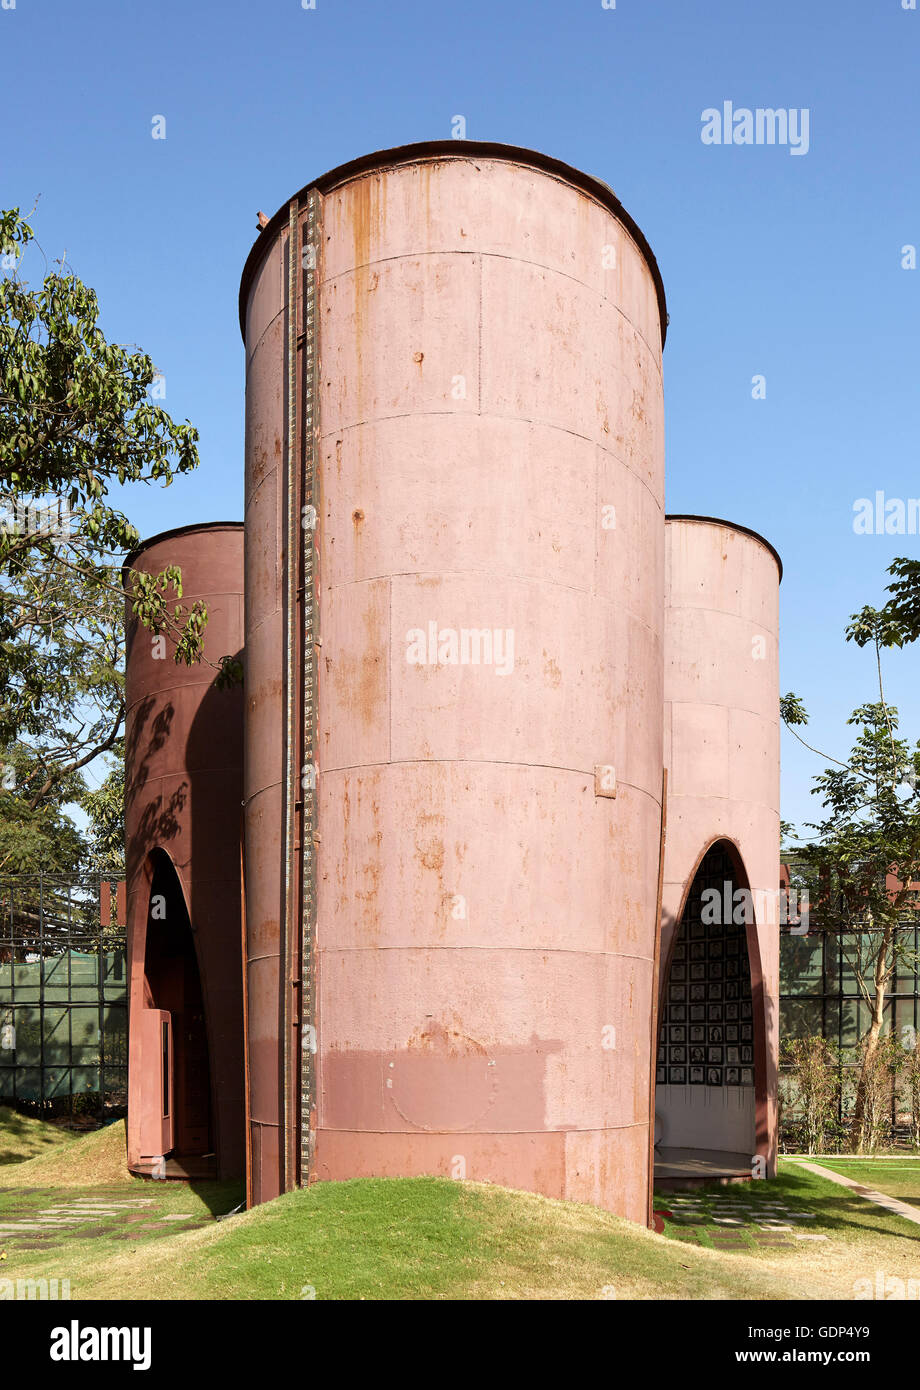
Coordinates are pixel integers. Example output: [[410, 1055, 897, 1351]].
[[659, 518, 780, 1170], [242, 149, 666, 1221], [123, 524, 246, 1180], [242, 235, 287, 1203]]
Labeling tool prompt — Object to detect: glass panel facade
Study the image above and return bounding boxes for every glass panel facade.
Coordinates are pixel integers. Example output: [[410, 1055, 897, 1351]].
[[0, 875, 126, 1119], [779, 880, 920, 1130]]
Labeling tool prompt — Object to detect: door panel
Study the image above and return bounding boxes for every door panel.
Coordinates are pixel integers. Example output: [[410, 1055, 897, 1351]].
[[138, 1008, 173, 1158]]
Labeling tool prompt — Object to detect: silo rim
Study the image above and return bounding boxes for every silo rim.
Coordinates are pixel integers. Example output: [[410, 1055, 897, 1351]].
[[665, 514, 783, 582], [122, 521, 244, 587], [238, 139, 668, 348]]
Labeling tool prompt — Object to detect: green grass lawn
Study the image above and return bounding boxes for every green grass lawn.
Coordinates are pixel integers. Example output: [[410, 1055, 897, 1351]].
[[0, 1113, 136, 1186], [1, 1175, 806, 1300], [0, 1106, 79, 1166], [796, 1157, 920, 1209], [2, 1115, 920, 1299]]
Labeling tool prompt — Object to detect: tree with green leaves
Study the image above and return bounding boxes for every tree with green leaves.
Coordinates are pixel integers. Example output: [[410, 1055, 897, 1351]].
[[782, 607, 920, 1153], [0, 741, 95, 963], [0, 205, 232, 841], [877, 557, 920, 646], [78, 746, 125, 875], [779, 1035, 840, 1155], [0, 743, 86, 877]]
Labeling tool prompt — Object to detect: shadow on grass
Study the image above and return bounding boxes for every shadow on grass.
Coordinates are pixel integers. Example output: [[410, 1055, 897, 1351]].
[[131, 1177, 244, 1218], [183, 1178, 245, 1217], [654, 1167, 920, 1249], [0, 1107, 75, 1165]]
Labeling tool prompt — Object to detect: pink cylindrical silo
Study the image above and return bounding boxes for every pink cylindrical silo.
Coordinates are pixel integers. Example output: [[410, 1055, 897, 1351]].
[[240, 142, 667, 1219], [123, 523, 245, 1181], [659, 516, 780, 1170]]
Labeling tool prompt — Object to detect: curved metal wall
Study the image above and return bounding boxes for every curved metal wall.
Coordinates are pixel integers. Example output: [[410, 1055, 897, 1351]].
[[659, 517, 780, 1168], [242, 145, 666, 1219], [124, 523, 245, 1179], [242, 220, 291, 1203]]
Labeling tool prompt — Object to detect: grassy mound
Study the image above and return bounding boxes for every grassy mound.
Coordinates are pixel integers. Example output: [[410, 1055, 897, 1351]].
[[3, 1152, 919, 1299], [0, 1116, 133, 1187], [0, 1107, 79, 1167], [45, 1176, 817, 1301]]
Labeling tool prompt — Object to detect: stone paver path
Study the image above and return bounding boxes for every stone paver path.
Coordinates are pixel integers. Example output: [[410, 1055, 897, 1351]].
[[655, 1190, 831, 1251], [0, 1188, 209, 1245]]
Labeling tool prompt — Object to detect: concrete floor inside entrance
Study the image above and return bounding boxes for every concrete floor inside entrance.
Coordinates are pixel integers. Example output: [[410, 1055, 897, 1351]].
[[654, 1147, 754, 1189]]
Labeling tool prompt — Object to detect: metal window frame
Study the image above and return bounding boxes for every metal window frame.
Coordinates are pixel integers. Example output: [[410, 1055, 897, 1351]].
[[779, 920, 920, 1129], [0, 873, 127, 1122]]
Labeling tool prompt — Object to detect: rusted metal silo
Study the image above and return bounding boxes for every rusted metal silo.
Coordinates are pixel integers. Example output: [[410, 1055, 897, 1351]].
[[657, 516, 781, 1173], [239, 142, 667, 1219], [123, 523, 245, 1181]]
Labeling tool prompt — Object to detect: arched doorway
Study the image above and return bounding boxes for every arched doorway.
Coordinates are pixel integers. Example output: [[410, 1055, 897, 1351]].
[[137, 852, 212, 1166], [655, 842, 761, 1164]]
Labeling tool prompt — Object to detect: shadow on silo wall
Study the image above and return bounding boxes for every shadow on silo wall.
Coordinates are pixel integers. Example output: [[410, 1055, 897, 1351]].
[[184, 652, 246, 1179]]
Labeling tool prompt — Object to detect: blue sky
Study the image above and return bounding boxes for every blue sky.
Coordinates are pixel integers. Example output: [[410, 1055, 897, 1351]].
[[3, 0, 918, 827]]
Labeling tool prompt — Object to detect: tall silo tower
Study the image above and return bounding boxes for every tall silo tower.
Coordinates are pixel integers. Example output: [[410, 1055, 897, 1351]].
[[239, 142, 667, 1220], [657, 517, 781, 1175]]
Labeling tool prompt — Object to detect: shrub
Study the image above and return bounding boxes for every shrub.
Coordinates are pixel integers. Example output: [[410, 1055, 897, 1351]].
[[780, 1036, 840, 1154]]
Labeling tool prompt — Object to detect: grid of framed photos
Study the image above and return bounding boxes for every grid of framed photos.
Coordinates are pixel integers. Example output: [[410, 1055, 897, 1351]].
[[656, 845, 755, 1089]]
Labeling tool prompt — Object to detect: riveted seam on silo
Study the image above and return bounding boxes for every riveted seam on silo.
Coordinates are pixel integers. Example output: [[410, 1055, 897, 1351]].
[[298, 188, 323, 1186], [280, 197, 300, 1193]]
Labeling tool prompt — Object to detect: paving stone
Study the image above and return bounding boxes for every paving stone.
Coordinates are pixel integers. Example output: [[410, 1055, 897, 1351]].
[[53, 1210, 110, 1219], [69, 1204, 130, 1211], [71, 1197, 143, 1203], [794, 1233, 829, 1242], [62, 1203, 121, 1209], [73, 1200, 151, 1208]]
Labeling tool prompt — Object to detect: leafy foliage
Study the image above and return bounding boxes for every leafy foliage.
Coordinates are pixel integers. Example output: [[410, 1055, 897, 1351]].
[[902, 1041, 920, 1149], [783, 605, 920, 1151], [0, 206, 234, 832], [78, 747, 125, 874], [780, 692, 808, 727], [779, 1036, 841, 1154], [0, 745, 86, 875], [875, 558, 920, 648]]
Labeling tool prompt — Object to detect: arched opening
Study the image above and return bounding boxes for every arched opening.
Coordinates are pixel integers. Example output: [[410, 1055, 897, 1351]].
[[136, 851, 212, 1170], [654, 841, 763, 1178]]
